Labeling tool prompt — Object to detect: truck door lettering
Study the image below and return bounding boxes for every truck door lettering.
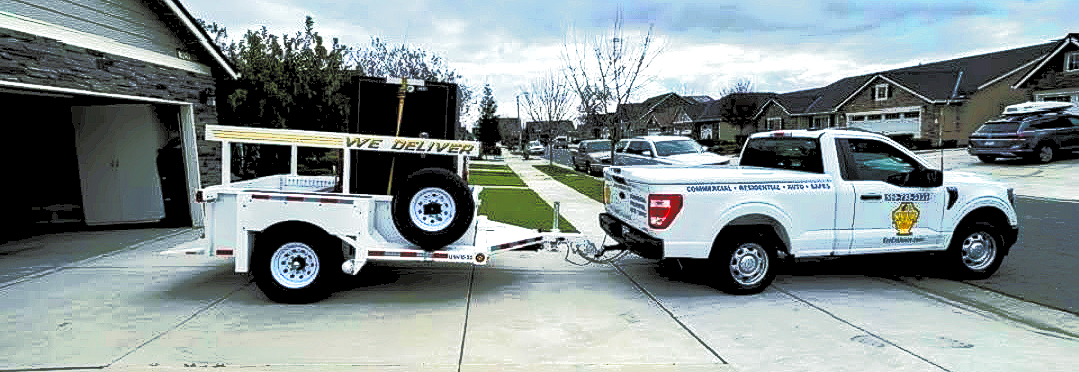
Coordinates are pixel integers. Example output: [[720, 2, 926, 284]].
[[404, 140, 421, 151], [447, 144, 462, 153], [460, 144, 475, 154], [368, 139, 383, 149], [434, 142, 451, 152], [392, 139, 408, 150]]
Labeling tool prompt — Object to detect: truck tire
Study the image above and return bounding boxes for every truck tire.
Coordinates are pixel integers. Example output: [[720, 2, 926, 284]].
[[711, 232, 778, 295], [392, 168, 475, 250], [254, 234, 341, 304], [945, 222, 1005, 280]]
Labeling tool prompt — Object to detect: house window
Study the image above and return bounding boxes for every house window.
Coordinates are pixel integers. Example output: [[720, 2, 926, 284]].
[[851, 115, 865, 121], [904, 112, 920, 119], [1066, 52, 1079, 72], [766, 117, 781, 130], [866, 114, 882, 121], [875, 84, 890, 101], [884, 113, 900, 120]]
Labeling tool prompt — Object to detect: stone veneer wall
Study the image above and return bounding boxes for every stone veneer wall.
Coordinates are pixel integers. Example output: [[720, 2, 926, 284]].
[[0, 27, 224, 187]]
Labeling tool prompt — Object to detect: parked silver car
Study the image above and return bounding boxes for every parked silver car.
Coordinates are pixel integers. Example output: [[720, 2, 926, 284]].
[[570, 139, 614, 175]]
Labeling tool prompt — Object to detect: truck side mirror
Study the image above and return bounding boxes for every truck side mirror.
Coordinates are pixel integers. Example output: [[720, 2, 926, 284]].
[[889, 168, 943, 188]]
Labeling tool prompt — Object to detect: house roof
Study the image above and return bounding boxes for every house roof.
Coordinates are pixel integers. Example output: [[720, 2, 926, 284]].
[[686, 95, 715, 103], [1012, 33, 1079, 88], [697, 93, 777, 122], [770, 39, 1058, 116], [166, 0, 239, 79]]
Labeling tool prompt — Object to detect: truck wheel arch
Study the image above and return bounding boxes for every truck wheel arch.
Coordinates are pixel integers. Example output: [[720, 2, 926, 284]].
[[711, 213, 792, 259], [948, 206, 1015, 254]]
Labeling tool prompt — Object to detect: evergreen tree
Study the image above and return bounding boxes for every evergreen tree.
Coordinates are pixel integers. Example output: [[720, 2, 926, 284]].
[[476, 84, 501, 157]]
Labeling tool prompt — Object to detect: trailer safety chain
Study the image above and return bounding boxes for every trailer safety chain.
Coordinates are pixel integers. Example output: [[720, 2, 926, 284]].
[[564, 236, 631, 266]]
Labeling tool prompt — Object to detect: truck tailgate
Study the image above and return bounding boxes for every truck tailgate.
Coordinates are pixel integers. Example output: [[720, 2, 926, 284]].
[[604, 173, 650, 232]]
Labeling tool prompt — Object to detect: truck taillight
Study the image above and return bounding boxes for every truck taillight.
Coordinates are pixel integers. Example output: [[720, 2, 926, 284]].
[[648, 194, 683, 229]]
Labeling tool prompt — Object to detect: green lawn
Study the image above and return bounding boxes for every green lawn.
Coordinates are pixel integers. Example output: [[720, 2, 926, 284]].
[[533, 165, 604, 203], [468, 167, 527, 187], [477, 188, 577, 233]]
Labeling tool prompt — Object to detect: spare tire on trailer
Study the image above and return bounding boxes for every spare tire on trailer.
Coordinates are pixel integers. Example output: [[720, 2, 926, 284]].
[[392, 168, 475, 250]]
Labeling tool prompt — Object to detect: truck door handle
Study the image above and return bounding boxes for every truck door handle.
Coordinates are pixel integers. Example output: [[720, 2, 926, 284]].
[[860, 194, 882, 200]]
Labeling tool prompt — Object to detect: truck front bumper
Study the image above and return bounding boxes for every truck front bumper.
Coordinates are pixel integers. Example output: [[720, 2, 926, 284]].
[[599, 213, 664, 259]]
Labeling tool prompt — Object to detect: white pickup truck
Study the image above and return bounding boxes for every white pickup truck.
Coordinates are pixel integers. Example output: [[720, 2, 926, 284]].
[[599, 128, 1019, 294]]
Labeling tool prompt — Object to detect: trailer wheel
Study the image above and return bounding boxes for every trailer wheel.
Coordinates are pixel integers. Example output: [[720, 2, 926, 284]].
[[392, 168, 475, 250], [254, 234, 341, 304]]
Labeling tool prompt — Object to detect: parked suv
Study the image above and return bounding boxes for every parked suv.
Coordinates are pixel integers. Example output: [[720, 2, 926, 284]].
[[968, 109, 1079, 163]]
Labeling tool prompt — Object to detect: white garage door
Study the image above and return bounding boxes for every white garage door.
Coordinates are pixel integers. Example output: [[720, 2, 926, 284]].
[[848, 111, 921, 138]]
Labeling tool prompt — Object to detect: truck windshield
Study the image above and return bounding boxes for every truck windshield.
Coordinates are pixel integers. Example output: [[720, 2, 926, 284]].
[[654, 140, 704, 156], [740, 137, 823, 173]]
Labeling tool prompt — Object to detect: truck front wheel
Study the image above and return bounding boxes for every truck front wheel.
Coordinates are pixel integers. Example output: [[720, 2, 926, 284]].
[[254, 235, 341, 304], [711, 235, 778, 295], [392, 168, 475, 251], [945, 222, 1005, 280]]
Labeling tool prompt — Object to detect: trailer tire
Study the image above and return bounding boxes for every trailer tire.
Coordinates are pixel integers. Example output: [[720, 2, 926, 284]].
[[392, 168, 475, 250], [254, 233, 341, 304]]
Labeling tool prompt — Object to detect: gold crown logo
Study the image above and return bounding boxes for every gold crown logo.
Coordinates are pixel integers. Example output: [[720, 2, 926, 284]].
[[891, 202, 920, 236]]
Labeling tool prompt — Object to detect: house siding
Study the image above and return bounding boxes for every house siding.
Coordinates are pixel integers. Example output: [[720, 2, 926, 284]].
[[0, 26, 224, 186], [839, 79, 927, 114], [1026, 43, 1079, 92], [1, 0, 193, 58], [950, 68, 1034, 144], [757, 102, 789, 131]]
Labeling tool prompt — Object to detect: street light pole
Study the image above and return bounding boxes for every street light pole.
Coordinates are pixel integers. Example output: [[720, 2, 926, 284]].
[[517, 92, 529, 160]]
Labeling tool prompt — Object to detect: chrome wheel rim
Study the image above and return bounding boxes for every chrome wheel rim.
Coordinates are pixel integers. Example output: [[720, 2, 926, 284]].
[[270, 242, 319, 289], [961, 231, 996, 271], [410, 187, 456, 232], [729, 243, 769, 286], [1039, 147, 1053, 162]]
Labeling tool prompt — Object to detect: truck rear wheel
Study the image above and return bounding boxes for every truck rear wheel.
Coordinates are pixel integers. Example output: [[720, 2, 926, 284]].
[[254, 234, 341, 304], [392, 168, 475, 251], [945, 222, 1005, 280], [711, 232, 778, 295]]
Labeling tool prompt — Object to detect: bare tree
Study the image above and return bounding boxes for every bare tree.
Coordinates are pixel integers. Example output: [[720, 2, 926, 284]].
[[521, 70, 574, 165], [561, 8, 662, 163], [719, 78, 762, 145], [722, 78, 754, 96]]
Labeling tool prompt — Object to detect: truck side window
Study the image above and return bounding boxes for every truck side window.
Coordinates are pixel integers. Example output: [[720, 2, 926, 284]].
[[628, 141, 649, 156], [840, 138, 917, 182], [740, 138, 824, 173]]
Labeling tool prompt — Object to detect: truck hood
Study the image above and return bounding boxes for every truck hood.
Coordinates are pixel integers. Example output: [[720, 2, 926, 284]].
[[944, 171, 1009, 188], [663, 152, 731, 165], [610, 165, 827, 185]]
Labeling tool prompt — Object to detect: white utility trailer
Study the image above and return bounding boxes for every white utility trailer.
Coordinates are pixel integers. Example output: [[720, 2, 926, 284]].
[[177, 124, 597, 303]]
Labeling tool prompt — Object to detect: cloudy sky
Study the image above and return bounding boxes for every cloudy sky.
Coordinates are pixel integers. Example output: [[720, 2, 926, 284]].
[[181, 0, 1076, 124]]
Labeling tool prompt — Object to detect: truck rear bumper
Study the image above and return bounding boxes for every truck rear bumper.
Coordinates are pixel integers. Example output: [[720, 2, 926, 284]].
[[599, 213, 664, 259]]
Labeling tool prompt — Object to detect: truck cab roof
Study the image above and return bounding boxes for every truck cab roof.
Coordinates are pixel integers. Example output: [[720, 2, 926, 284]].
[[749, 128, 890, 140]]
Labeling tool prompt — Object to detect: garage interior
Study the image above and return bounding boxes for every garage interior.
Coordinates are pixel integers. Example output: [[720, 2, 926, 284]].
[[0, 89, 193, 244]]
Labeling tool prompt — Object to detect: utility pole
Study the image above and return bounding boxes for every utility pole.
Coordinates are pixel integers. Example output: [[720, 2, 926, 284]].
[[517, 92, 529, 160]]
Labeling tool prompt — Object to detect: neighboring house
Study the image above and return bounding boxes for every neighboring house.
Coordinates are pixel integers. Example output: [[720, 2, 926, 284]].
[[525, 120, 574, 142], [576, 112, 613, 139], [497, 117, 521, 145], [0, 0, 237, 241], [622, 92, 697, 136], [1012, 33, 1079, 104], [696, 93, 776, 142], [748, 39, 1061, 145]]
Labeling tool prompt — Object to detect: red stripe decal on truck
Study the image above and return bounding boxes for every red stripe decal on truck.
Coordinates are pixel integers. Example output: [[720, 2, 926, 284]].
[[249, 194, 354, 204]]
